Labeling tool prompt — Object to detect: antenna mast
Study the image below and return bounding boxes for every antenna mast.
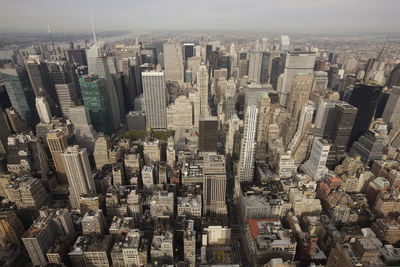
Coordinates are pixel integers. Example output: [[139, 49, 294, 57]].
[[47, 24, 57, 55], [90, 10, 97, 44]]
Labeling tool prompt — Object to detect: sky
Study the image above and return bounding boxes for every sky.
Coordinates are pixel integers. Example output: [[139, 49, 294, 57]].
[[0, 0, 399, 34]]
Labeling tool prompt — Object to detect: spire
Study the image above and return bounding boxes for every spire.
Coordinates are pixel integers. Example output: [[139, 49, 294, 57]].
[[47, 24, 56, 55], [90, 9, 97, 44]]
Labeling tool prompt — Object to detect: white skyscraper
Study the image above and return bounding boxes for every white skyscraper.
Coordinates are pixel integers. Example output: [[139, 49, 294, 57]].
[[69, 106, 98, 153], [278, 51, 316, 107], [248, 51, 263, 83], [301, 138, 330, 181], [87, 43, 121, 129], [61, 145, 96, 209], [142, 71, 167, 129], [163, 41, 184, 83], [280, 35, 290, 52], [197, 64, 209, 116], [35, 97, 52, 123], [237, 105, 258, 182]]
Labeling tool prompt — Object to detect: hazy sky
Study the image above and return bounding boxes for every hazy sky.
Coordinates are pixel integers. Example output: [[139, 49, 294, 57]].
[[1, 0, 399, 34]]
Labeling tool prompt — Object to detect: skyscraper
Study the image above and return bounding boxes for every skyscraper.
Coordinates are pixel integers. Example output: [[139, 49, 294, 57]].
[[248, 50, 263, 83], [55, 83, 79, 118], [203, 153, 227, 215], [46, 131, 68, 184], [286, 73, 313, 121], [69, 106, 98, 153], [198, 115, 218, 153], [301, 137, 330, 181], [80, 75, 112, 135], [348, 82, 383, 146], [280, 35, 290, 52], [142, 71, 167, 129], [270, 57, 283, 90], [87, 43, 121, 130], [197, 64, 209, 116], [183, 43, 195, 60], [255, 93, 271, 160], [163, 41, 184, 83], [0, 68, 37, 127], [278, 51, 316, 107], [35, 96, 52, 124], [387, 64, 400, 88], [61, 145, 96, 209], [237, 105, 258, 182]]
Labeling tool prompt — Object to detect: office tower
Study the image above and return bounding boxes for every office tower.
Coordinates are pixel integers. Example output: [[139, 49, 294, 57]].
[[61, 145, 96, 209], [46, 131, 68, 184], [301, 138, 330, 181], [0, 110, 11, 155], [225, 114, 241, 155], [237, 105, 258, 182], [314, 99, 336, 135], [35, 96, 52, 123], [349, 119, 387, 165], [287, 103, 315, 164], [187, 56, 201, 82], [67, 48, 87, 66], [387, 64, 400, 88], [205, 44, 213, 60], [4, 176, 50, 210], [325, 102, 357, 168], [69, 106, 98, 153], [184, 220, 196, 267], [280, 35, 290, 52], [220, 55, 231, 77], [270, 57, 283, 90], [255, 93, 271, 160], [208, 50, 220, 75], [142, 165, 154, 188], [142, 71, 167, 129], [203, 154, 227, 215], [312, 71, 329, 90], [81, 210, 106, 235], [0, 84, 12, 110], [0, 68, 37, 127], [0, 211, 25, 248], [87, 44, 121, 130], [112, 72, 128, 119], [382, 86, 400, 134], [166, 95, 193, 137], [55, 83, 79, 118], [80, 75, 112, 135], [198, 115, 218, 153], [183, 43, 195, 60], [348, 82, 383, 146], [197, 64, 209, 116], [7, 134, 49, 178], [163, 41, 184, 83], [287, 73, 313, 121], [239, 58, 249, 78], [4, 107, 31, 133], [248, 51, 262, 83], [278, 51, 316, 107], [93, 134, 110, 170]]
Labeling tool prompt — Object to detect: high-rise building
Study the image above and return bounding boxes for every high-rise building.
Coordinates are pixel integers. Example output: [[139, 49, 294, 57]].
[[280, 35, 290, 52], [278, 51, 316, 107], [142, 71, 167, 129], [69, 106, 98, 153], [80, 75, 112, 135], [55, 83, 79, 118], [46, 131, 69, 184], [287, 73, 313, 121], [163, 41, 184, 83], [312, 71, 329, 91], [301, 138, 331, 181], [87, 44, 121, 130], [387, 64, 400, 88], [0, 211, 25, 248], [93, 134, 110, 170], [255, 93, 271, 160], [183, 43, 195, 60], [270, 57, 283, 90], [382, 86, 400, 134], [203, 153, 227, 215], [35, 96, 52, 124], [237, 105, 258, 182], [61, 145, 96, 209], [0, 68, 37, 127], [198, 115, 218, 153], [325, 102, 357, 168], [348, 82, 383, 146], [197, 64, 209, 116], [25, 56, 59, 116]]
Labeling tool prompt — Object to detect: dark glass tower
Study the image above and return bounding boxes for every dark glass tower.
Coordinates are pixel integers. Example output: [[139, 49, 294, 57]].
[[270, 57, 283, 90], [348, 82, 383, 147], [198, 115, 218, 152]]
